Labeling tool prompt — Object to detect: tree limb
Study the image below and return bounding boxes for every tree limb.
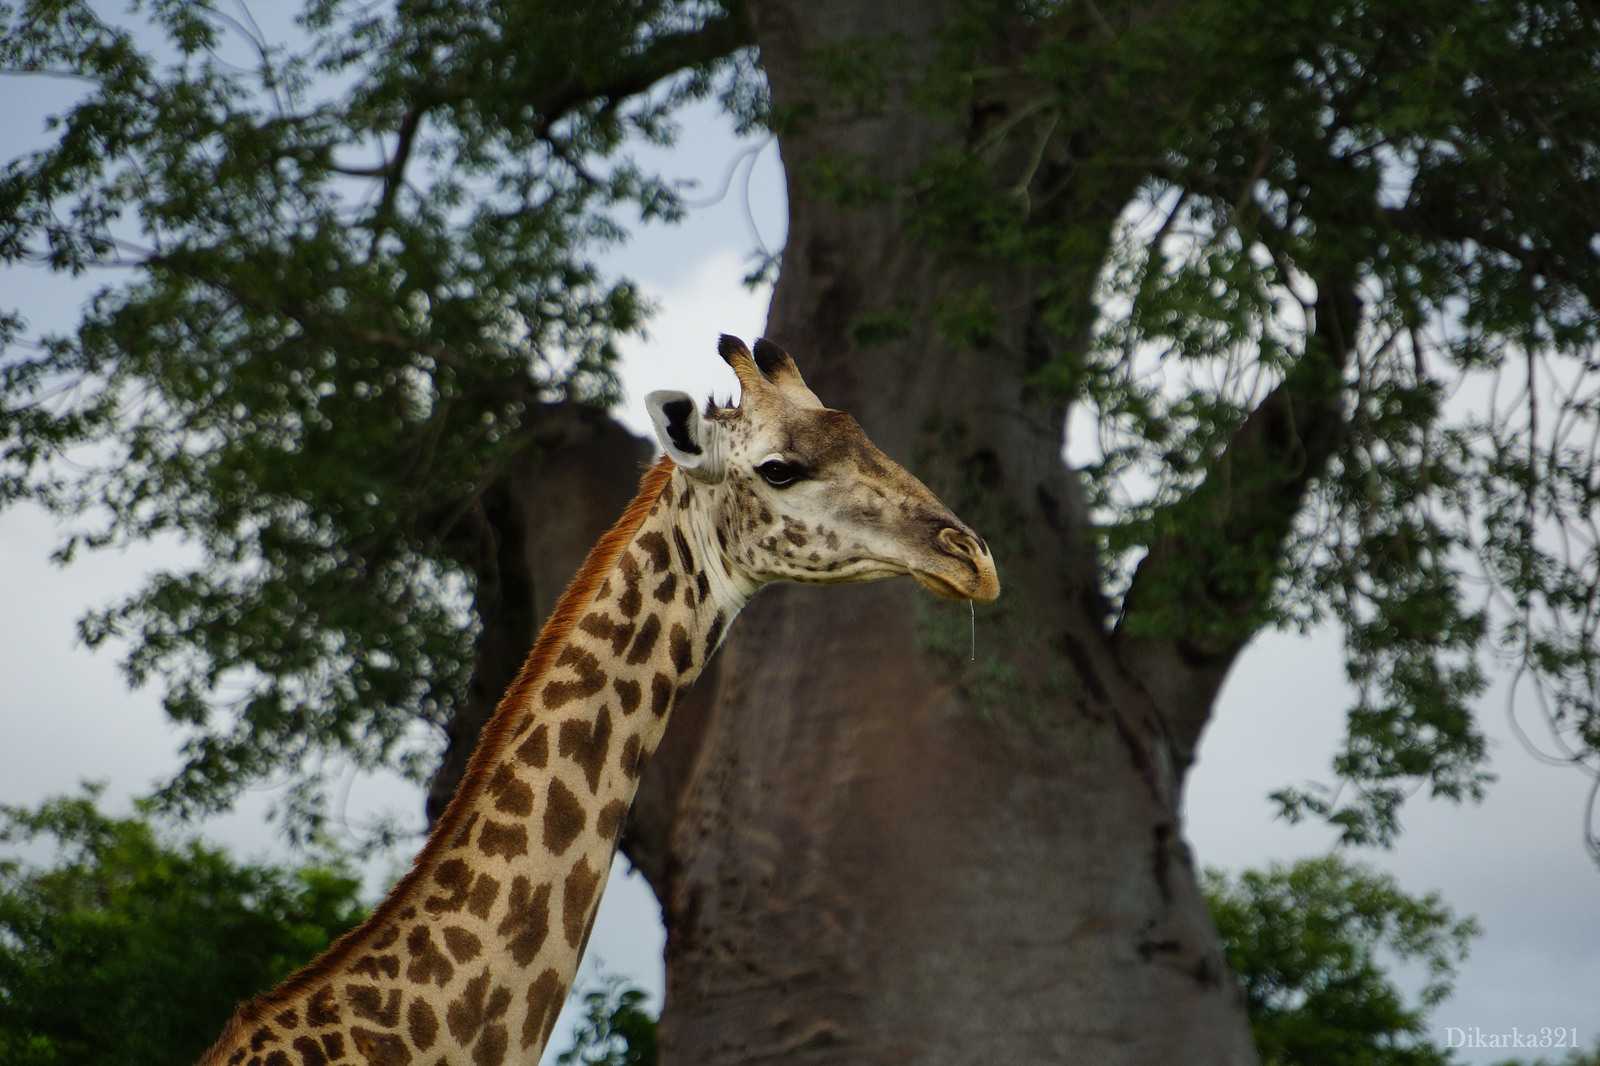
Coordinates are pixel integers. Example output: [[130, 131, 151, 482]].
[[1113, 273, 1359, 768]]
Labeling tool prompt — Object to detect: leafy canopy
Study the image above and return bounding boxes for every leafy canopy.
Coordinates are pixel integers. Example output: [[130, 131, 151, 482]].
[[557, 975, 661, 1066], [0, 784, 367, 1066], [5, 0, 1600, 854], [0, 0, 753, 838], [1205, 856, 1479, 1066], [886, 0, 1600, 846]]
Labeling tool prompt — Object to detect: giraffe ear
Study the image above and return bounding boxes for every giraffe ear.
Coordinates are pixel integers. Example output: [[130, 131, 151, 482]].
[[752, 337, 823, 407], [646, 390, 723, 481]]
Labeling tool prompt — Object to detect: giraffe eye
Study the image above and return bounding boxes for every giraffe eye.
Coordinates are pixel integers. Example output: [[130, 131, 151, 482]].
[[756, 459, 804, 487]]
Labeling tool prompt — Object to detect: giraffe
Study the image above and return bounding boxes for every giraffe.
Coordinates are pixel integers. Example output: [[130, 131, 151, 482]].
[[198, 335, 1000, 1066]]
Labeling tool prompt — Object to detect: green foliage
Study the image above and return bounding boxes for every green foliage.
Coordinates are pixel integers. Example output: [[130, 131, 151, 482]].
[[1205, 856, 1479, 1066], [838, 0, 1600, 846], [0, 783, 367, 1066], [557, 976, 659, 1066], [0, 0, 751, 837], [5, 0, 1600, 861]]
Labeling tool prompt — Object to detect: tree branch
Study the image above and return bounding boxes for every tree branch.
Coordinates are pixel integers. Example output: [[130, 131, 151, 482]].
[[529, 4, 755, 144], [1112, 274, 1360, 767]]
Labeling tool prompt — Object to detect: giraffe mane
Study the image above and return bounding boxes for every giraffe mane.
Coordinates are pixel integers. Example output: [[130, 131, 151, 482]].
[[212, 457, 677, 1040]]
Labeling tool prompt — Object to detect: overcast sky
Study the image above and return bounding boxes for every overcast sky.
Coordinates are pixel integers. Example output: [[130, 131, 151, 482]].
[[1, 24, 1597, 1065]]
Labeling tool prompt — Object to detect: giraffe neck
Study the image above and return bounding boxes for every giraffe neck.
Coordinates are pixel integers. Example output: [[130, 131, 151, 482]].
[[201, 460, 749, 1066]]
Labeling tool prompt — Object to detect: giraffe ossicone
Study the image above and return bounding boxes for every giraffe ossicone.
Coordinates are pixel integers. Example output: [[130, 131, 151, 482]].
[[200, 335, 999, 1066]]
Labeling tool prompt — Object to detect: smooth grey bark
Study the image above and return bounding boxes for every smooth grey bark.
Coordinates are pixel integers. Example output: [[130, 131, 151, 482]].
[[650, 0, 1261, 1062]]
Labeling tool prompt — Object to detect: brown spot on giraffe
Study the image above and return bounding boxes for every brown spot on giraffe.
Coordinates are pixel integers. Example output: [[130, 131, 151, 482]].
[[514, 723, 548, 768], [306, 985, 340, 1026], [596, 799, 628, 840], [406, 997, 438, 1050], [670, 622, 693, 674], [347, 985, 403, 1028], [649, 672, 672, 717], [619, 734, 643, 780], [562, 857, 603, 949], [444, 926, 483, 962], [520, 969, 565, 1051], [616, 553, 642, 618], [350, 953, 401, 980], [542, 777, 586, 854], [577, 610, 635, 656], [473, 1021, 510, 1066], [704, 609, 726, 658], [672, 526, 696, 573], [558, 706, 612, 793], [541, 644, 606, 709], [448, 812, 480, 850], [636, 529, 670, 572], [497, 876, 552, 967], [350, 1026, 411, 1066], [652, 571, 678, 603], [612, 677, 641, 715], [446, 970, 491, 1046], [476, 820, 528, 860], [446, 968, 513, 1051], [466, 872, 501, 919], [625, 614, 660, 664], [405, 925, 454, 987], [486, 762, 533, 818], [291, 1034, 328, 1066]]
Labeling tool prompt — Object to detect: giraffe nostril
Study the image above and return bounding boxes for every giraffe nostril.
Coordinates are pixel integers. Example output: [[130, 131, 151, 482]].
[[937, 526, 979, 559]]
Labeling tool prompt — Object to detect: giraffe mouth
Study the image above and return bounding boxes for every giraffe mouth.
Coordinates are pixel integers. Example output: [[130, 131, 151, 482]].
[[911, 567, 1000, 602]]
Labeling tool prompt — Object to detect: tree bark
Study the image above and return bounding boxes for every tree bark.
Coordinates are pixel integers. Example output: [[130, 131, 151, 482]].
[[651, 0, 1260, 1061]]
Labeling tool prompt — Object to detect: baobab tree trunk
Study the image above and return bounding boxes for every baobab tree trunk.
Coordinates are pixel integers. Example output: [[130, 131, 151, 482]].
[[426, 2, 1271, 1059], [650, 0, 1261, 1062]]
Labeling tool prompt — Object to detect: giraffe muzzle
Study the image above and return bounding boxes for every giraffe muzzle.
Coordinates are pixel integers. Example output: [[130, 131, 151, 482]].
[[912, 526, 1001, 603]]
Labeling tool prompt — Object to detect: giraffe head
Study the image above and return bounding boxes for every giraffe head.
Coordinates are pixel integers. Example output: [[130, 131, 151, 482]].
[[645, 335, 1000, 603]]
